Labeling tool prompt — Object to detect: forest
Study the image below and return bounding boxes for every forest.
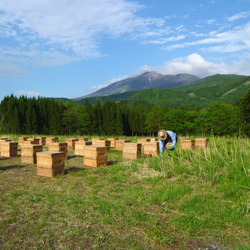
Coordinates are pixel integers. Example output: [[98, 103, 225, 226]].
[[0, 90, 249, 137]]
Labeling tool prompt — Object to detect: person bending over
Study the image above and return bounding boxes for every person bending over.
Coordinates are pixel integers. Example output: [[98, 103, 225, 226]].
[[158, 129, 178, 153]]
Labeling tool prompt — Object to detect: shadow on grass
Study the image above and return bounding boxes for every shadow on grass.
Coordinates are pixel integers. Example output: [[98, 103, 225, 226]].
[[107, 160, 118, 166], [67, 155, 78, 160], [0, 165, 26, 171], [65, 167, 87, 174]]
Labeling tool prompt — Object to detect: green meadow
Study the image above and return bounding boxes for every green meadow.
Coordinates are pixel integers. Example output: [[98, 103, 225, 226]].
[[0, 135, 249, 249]]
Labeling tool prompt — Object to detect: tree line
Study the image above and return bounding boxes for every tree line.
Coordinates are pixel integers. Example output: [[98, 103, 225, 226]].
[[0, 90, 249, 137]]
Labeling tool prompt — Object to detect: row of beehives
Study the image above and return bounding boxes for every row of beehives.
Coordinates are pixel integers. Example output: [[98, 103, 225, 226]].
[[0, 136, 208, 178]]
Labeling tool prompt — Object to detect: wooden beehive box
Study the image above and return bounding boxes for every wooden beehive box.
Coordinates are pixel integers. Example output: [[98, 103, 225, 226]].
[[115, 140, 130, 151], [48, 142, 68, 159], [137, 138, 151, 150], [21, 144, 43, 164], [180, 140, 195, 150], [107, 138, 119, 147], [150, 138, 157, 142], [78, 137, 89, 141], [92, 139, 111, 151], [83, 145, 107, 167], [18, 137, 28, 145], [75, 141, 92, 156], [36, 137, 46, 145], [143, 142, 159, 156], [65, 138, 78, 150], [45, 137, 59, 146], [36, 151, 65, 178], [123, 143, 142, 159], [1, 142, 18, 158], [91, 138, 104, 145], [195, 138, 208, 149], [0, 139, 11, 155]]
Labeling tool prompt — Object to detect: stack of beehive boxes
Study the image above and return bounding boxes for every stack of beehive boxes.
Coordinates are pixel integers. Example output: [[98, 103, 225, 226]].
[[48, 142, 68, 159], [143, 141, 159, 156], [122, 143, 142, 159], [21, 144, 43, 164], [36, 137, 46, 146], [78, 138, 88, 141], [1, 141, 18, 158], [22, 138, 39, 145], [180, 140, 195, 150], [36, 151, 65, 178], [137, 138, 151, 150], [0, 138, 10, 155], [45, 137, 59, 146], [18, 137, 28, 146], [115, 139, 130, 151], [65, 138, 78, 150], [92, 139, 111, 151], [107, 138, 119, 147], [75, 141, 92, 156], [83, 145, 107, 167], [194, 138, 208, 149]]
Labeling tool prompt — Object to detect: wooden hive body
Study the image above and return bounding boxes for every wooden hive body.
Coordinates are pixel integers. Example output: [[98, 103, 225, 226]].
[[1, 142, 18, 158], [194, 138, 208, 149], [137, 138, 151, 150], [92, 139, 111, 151], [36, 137, 46, 145], [65, 138, 78, 150], [74, 141, 92, 156], [36, 151, 64, 178], [91, 138, 103, 145], [180, 140, 195, 150], [78, 138, 89, 141], [48, 142, 68, 159], [0, 138, 11, 155], [115, 140, 130, 151], [122, 143, 142, 159], [18, 137, 28, 145], [83, 145, 107, 167], [143, 142, 159, 156], [21, 144, 43, 164], [107, 138, 119, 147], [45, 137, 59, 146]]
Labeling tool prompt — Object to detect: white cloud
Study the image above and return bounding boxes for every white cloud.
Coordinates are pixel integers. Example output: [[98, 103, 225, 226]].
[[163, 21, 250, 53], [134, 53, 250, 78], [227, 11, 250, 21]]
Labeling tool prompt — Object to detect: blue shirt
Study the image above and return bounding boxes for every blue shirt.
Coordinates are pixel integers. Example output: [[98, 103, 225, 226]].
[[159, 130, 177, 151]]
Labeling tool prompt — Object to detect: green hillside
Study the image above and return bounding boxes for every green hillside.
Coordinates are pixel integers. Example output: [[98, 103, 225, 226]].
[[74, 90, 139, 105], [54, 74, 250, 108], [127, 74, 250, 108]]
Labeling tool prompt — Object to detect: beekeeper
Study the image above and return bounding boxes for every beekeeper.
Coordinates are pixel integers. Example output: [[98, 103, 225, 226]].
[[158, 129, 178, 153]]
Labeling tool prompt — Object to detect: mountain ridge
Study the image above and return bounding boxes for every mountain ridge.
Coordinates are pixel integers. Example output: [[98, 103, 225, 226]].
[[78, 71, 200, 98]]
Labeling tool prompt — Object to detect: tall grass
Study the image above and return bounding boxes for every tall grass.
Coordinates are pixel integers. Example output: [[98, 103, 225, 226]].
[[0, 134, 249, 249]]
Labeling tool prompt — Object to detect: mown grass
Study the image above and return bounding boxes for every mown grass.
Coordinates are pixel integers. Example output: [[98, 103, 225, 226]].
[[0, 135, 249, 249]]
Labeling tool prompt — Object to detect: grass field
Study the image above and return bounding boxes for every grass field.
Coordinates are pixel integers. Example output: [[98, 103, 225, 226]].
[[0, 135, 249, 249]]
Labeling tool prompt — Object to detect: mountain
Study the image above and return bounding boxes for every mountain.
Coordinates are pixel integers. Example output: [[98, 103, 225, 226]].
[[81, 71, 199, 98]]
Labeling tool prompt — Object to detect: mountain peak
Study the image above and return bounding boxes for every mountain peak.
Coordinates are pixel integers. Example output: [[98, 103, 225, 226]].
[[83, 71, 200, 98]]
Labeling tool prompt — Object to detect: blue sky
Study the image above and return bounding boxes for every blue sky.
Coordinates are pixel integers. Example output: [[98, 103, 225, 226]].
[[0, 0, 250, 102]]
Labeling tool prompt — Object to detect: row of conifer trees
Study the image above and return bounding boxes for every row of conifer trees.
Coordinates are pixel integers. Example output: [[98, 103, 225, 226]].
[[0, 91, 249, 137]]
